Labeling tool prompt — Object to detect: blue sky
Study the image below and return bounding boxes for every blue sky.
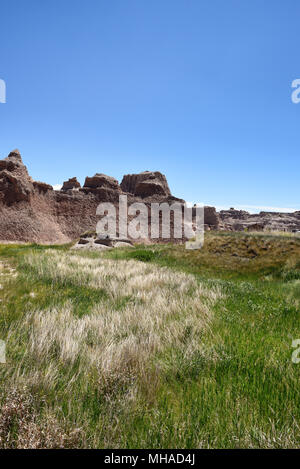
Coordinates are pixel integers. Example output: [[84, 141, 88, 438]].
[[0, 0, 299, 212]]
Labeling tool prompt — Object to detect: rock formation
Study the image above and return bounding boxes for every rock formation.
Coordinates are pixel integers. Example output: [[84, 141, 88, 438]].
[[219, 208, 300, 232], [121, 171, 171, 198], [0, 150, 299, 243], [61, 177, 81, 191], [0, 150, 189, 243], [0, 149, 34, 204], [71, 233, 134, 251], [84, 173, 120, 191]]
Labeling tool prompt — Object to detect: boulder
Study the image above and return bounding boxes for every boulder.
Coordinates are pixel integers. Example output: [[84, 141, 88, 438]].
[[71, 242, 92, 250], [71, 240, 111, 251], [92, 243, 111, 250], [114, 241, 134, 248], [95, 236, 133, 247]]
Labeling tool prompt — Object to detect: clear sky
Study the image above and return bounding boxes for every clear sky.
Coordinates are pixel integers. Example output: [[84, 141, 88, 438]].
[[0, 0, 299, 212]]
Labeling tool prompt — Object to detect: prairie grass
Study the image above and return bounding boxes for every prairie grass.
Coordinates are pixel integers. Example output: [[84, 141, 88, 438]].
[[0, 232, 299, 448]]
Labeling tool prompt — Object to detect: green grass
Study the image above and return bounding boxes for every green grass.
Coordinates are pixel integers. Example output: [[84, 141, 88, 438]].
[[0, 232, 299, 448]]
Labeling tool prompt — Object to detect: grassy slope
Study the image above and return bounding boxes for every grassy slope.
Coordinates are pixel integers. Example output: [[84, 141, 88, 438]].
[[0, 232, 299, 448]]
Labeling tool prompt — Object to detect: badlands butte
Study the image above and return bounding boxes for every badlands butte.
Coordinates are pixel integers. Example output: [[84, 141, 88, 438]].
[[0, 149, 299, 243]]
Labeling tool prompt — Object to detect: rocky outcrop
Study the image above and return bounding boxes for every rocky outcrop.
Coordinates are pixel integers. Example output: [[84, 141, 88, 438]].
[[219, 208, 300, 232], [84, 173, 120, 190], [121, 171, 171, 198], [0, 150, 186, 242], [7, 149, 23, 161], [71, 234, 134, 251], [219, 209, 250, 221], [0, 149, 34, 204], [61, 177, 81, 191], [0, 149, 299, 243], [81, 173, 122, 203]]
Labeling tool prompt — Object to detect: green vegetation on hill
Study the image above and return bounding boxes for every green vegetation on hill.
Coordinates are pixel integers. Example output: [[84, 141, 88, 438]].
[[0, 232, 299, 448]]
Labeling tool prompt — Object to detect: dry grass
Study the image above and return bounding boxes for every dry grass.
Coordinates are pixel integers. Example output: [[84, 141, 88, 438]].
[[0, 236, 299, 448], [130, 231, 300, 278], [1, 250, 221, 447], [13, 251, 221, 382]]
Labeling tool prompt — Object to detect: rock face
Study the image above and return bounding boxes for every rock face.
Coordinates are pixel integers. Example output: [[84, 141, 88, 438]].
[[0, 150, 299, 243], [0, 150, 188, 243], [121, 171, 171, 198]]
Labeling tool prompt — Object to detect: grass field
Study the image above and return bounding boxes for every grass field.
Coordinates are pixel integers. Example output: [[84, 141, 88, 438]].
[[0, 232, 299, 448]]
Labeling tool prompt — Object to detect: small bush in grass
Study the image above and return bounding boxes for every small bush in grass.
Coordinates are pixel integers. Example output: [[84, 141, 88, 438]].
[[128, 249, 157, 262]]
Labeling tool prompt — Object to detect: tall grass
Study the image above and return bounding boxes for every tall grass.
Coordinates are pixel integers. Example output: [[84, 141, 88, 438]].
[[0, 233, 299, 448], [0, 249, 221, 448]]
